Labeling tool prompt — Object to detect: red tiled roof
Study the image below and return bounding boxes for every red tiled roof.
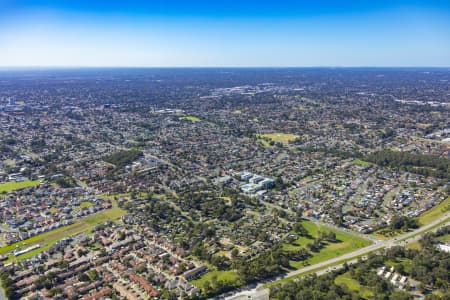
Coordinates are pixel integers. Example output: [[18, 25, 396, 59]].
[[129, 274, 159, 297]]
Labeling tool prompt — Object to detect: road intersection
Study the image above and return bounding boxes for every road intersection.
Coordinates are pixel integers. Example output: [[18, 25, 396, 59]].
[[219, 212, 450, 299]]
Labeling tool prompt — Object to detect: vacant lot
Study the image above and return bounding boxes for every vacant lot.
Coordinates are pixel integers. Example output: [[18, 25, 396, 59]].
[[284, 220, 372, 269], [0, 180, 41, 193], [0, 207, 125, 262], [335, 272, 374, 299]]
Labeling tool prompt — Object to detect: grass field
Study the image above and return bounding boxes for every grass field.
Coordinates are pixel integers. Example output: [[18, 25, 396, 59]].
[[408, 233, 450, 250], [0, 207, 125, 262], [372, 228, 403, 240], [385, 257, 412, 274], [294, 105, 309, 111], [256, 136, 271, 148], [397, 216, 450, 244], [283, 221, 372, 269], [418, 196, 450, 226], [257, 133, 298, 147], [417, 123, 433, 129], [374, 196, 450, 240], [99, 192, 132, 201], [264, 249, 377, 289], [180, 115, 201, 122], [80, 201, 93, 208], [335, 272, 374, 299], [351, 158, 373, 167], [438, 233, 450, 243], [385, 255, 414, 274], [0, 180, 41, 193], [192, 269, 242, 291], [406, 240, 421, 250]]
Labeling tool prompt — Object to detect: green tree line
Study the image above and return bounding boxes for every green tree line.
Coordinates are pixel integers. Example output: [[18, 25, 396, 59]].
[[365, 150, 450, 179]]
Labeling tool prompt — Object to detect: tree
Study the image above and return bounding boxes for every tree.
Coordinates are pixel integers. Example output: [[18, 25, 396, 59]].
[[231, 248, 239, 258], [203, 280, 212, 292], [294, 223, 309, 237], [395, 263, 405, 275], [78, 273, 90, 282]]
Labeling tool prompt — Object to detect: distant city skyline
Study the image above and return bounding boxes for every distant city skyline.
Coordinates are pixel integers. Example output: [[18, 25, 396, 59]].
[[1, 0, 450, 67]]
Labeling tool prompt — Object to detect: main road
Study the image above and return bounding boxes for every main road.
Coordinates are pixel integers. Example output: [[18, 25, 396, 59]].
[[278, 212, 449, 280], [217, 212, 450, 299]]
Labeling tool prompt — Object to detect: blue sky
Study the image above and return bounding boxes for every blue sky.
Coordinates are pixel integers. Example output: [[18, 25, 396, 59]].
[[0, 1, 449, 67]]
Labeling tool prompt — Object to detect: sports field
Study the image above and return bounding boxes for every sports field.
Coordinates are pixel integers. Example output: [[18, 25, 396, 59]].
[[257, 132, 298, 147], [0, 180, 41, 193]]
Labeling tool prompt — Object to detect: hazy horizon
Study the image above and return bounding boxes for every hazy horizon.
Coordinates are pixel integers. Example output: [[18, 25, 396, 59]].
[[1, 66, 450, 69], [1, 1, 450, 67]]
